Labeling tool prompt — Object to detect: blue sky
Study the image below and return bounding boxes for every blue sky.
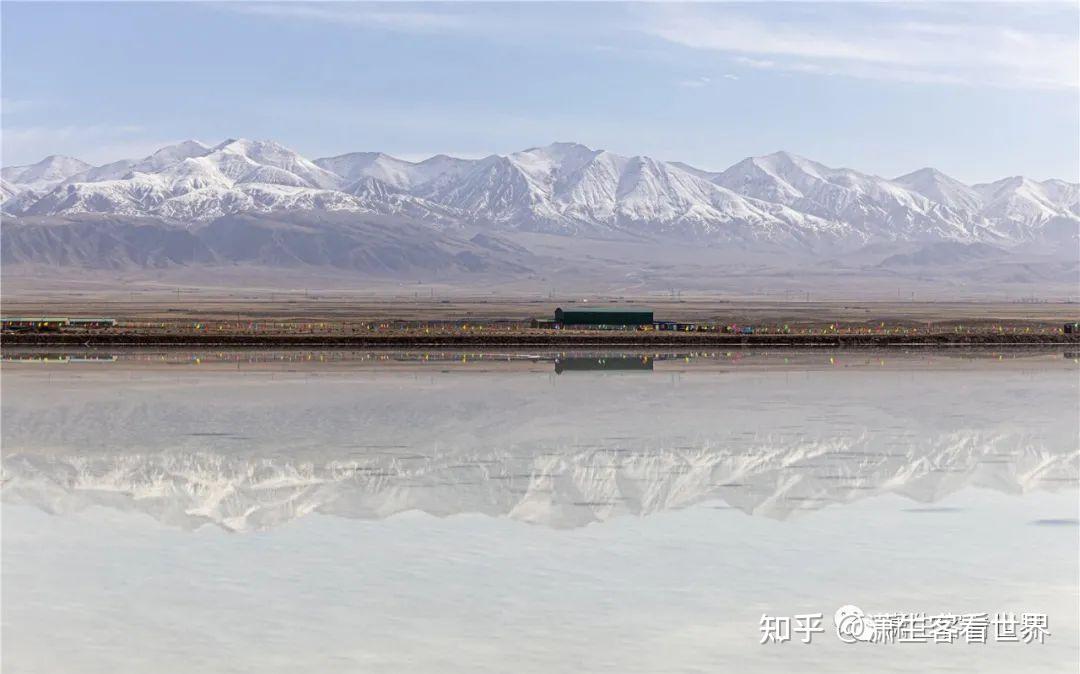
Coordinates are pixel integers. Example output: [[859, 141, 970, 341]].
[[2, 1, 1077, 183]]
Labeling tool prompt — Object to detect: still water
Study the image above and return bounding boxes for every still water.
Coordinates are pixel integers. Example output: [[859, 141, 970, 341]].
[[2, 349, 1078, 673]]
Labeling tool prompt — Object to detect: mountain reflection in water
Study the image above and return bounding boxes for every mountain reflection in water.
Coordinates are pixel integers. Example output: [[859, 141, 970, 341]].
[[2, 349, 1077, 532]]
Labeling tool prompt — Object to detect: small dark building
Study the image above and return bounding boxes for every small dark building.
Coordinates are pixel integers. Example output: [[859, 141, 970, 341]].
[[554, 307, 653, 329]]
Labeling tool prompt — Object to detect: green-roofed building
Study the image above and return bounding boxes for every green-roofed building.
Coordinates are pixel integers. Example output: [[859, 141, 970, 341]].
[[554, 307, 653, 329]]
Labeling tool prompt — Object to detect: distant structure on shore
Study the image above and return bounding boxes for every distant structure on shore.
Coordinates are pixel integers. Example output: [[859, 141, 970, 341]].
[[554, 307, 654, 329]]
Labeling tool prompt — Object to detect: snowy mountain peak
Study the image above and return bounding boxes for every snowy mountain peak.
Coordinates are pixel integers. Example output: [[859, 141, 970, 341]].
[[976, 175, 1030, 197], [894, 167, 983, 213], [900, 167, 950, 180], [1, 154, 92, 192], [40, 153, 86, 166], [204, 138, 342, 189], [315, 152, 413, 186], [211, 137, 240, 151], [760, 151, 866, 183], [212, 138, 297, 162], [141, 140, 211, 168], [314, 151, 475, 192], [972, 175, 1079, 227], [760, 149, 800, 163], [713, 154, 807, 203], [514, 141, 600, 163], [212, 137, 312, 165], [520, 141, 598, 157]]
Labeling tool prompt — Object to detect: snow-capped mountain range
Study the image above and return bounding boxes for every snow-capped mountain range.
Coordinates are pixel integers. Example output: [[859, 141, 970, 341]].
[[4, 138, 1077, 247]]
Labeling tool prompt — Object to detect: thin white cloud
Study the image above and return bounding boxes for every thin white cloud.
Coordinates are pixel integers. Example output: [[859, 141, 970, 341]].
[[677, 74, 741, 88], [225, 3, 469, 34], [732, 56, 969, 87], [677, 76, 712, 88], [641, 6, 1079, 90]]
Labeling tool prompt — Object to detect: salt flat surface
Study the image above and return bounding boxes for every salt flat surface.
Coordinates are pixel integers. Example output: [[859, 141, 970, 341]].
[[2, 350, 1077, 673]]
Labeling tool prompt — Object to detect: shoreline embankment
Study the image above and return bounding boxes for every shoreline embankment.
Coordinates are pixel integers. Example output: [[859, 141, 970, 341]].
[[4, 332, 1076, 349]]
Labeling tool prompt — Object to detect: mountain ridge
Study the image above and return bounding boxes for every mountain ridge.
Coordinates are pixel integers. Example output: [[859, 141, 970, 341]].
[[4, 139, 1076, 249]]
